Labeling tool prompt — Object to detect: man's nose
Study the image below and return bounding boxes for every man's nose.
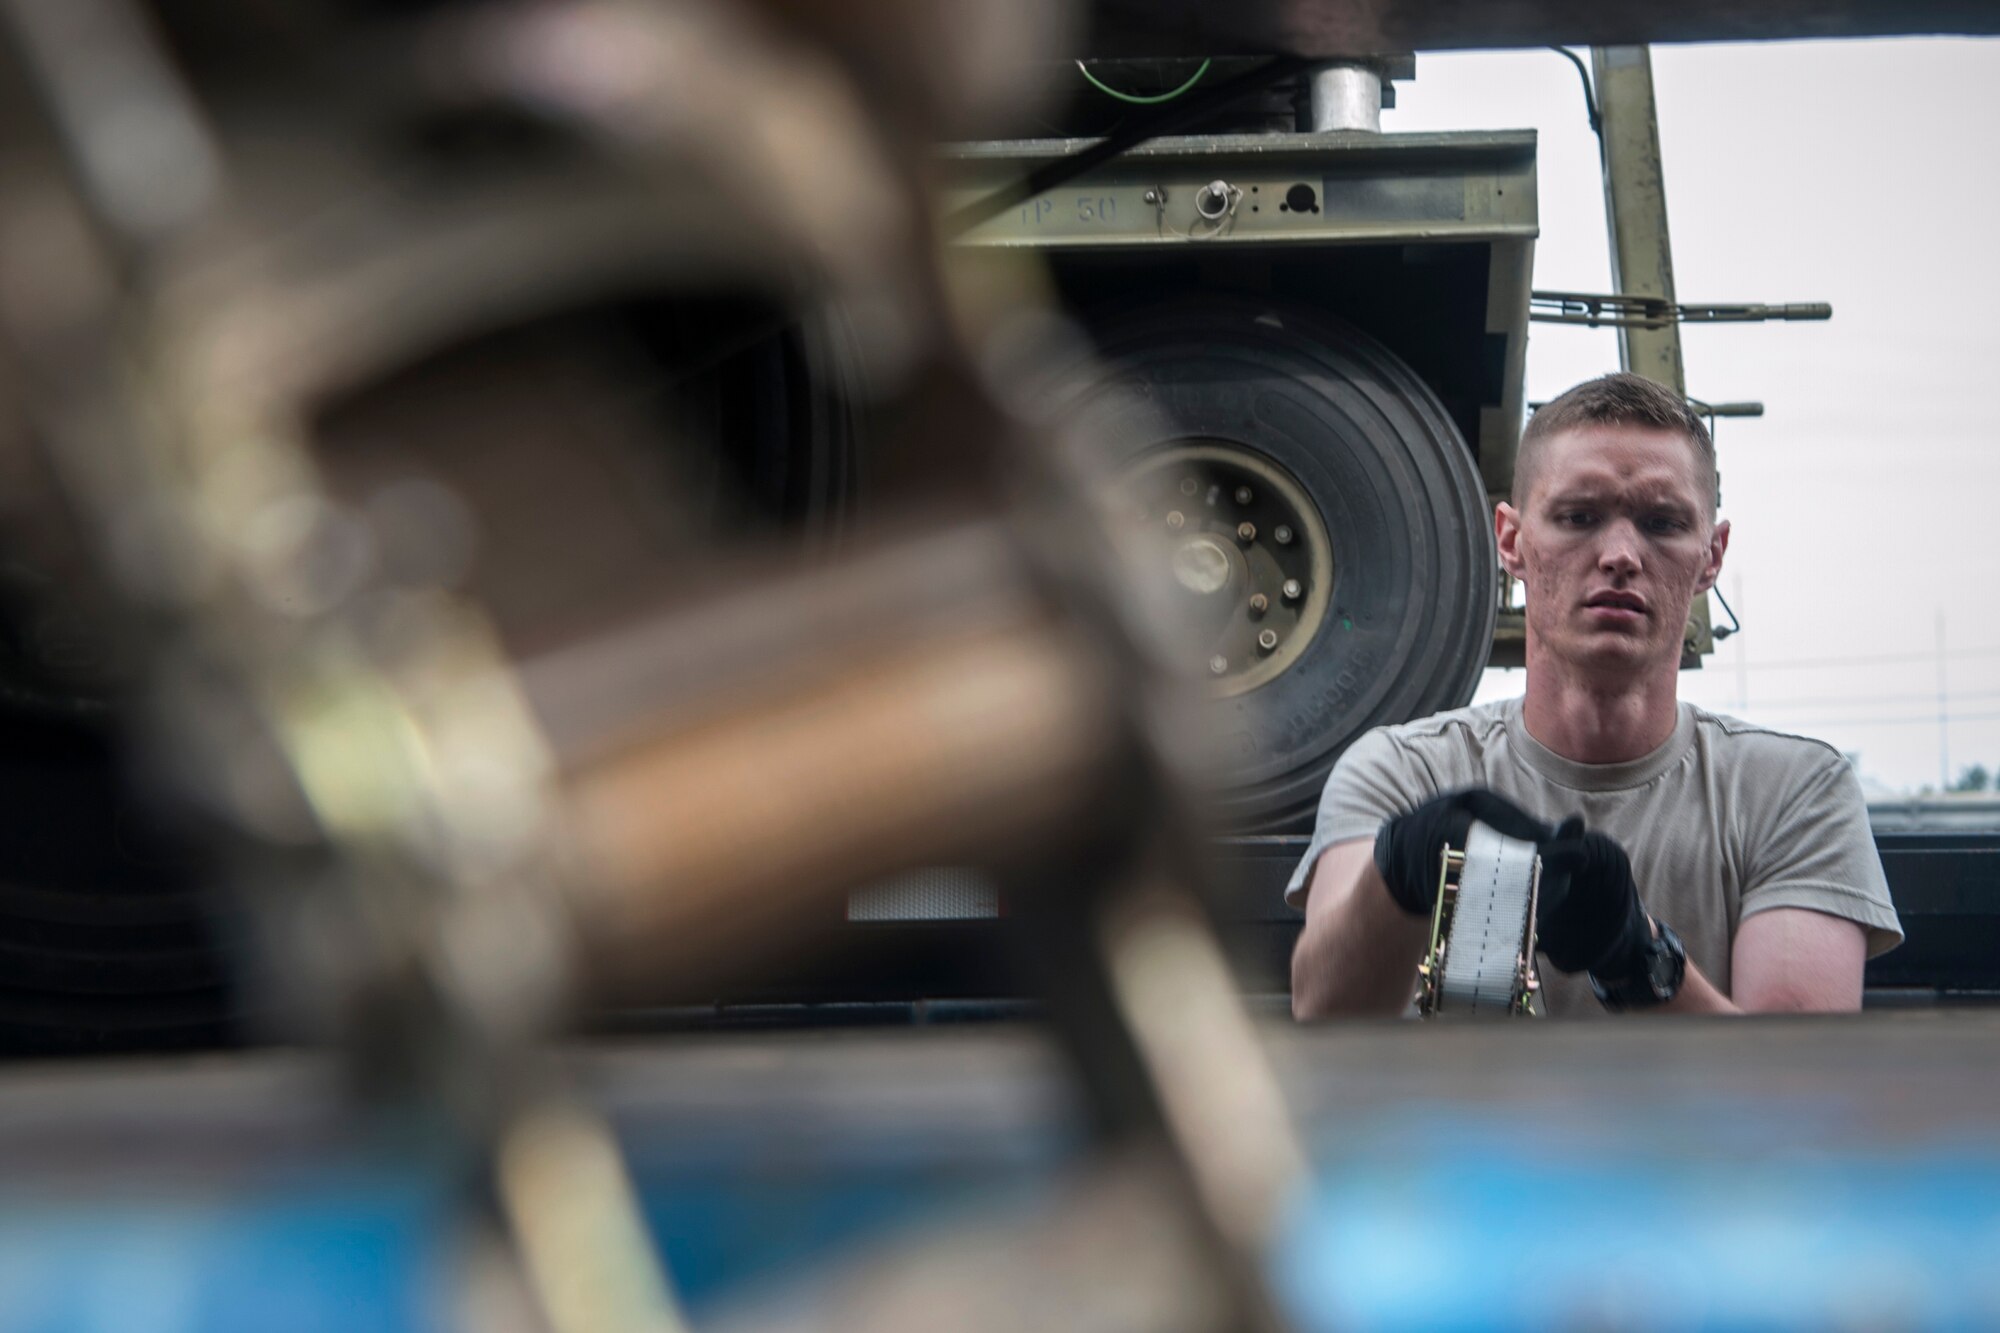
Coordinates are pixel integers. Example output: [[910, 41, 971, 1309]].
[[1597, 520, 1643, 574]]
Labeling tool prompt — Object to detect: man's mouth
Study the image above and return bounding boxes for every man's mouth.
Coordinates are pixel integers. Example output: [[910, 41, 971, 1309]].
[[1585, 591, 1648, 615]]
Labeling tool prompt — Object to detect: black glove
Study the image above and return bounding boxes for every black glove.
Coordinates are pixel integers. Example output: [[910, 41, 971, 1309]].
[[1533, 821, 1653, 978], [1372, 788, 1556, 916]]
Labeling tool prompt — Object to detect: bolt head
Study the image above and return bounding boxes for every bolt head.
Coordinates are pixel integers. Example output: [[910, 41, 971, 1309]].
[[1249, 593, 1269, 613], [1282, 578, 1303, 600], [1208, 655, 1229, 675], [1179, 477, 1199, 496], [1234, 486, 1253, 505], [1236, 521, 1256, 542], [1258, 628, 1279, 651], [1274, 525, 1293, 544], [1166, 511, 1185, 530]]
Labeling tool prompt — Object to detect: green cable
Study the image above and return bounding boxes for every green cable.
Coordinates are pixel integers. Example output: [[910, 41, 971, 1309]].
[[1076, 58, 1212, 105]]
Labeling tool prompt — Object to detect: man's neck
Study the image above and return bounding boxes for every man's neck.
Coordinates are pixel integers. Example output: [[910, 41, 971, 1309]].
[[1520, 653, 1681, 765]]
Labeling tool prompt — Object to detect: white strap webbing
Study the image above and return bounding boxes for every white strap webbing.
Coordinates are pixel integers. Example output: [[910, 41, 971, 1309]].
[[1439, 819, 1538, 1015]]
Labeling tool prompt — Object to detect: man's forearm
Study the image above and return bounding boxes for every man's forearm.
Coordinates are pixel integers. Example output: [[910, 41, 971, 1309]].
[[1291, 843, 1429, 1019], [1620, 908, 1866, 1015], [1594, 916, 1743, 1016], [1657, 959, 1740, 1014]]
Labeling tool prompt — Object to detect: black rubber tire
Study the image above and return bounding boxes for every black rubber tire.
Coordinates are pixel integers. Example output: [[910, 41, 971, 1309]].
[[1054, 297, 1497, 831]]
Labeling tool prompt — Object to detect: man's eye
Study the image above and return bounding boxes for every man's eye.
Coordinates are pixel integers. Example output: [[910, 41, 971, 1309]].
[[1645, 515, 1689, 534], [1558, 511, 1595, 527]]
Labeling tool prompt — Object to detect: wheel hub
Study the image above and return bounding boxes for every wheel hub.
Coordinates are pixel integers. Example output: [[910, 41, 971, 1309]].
[[1120, 442, 1333, 697]]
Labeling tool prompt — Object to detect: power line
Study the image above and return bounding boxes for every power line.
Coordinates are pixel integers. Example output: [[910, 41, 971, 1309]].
[[1703, 688, 2000, 714], [1712, 645, 2000, 672], [1756, 710, 2000, 730]]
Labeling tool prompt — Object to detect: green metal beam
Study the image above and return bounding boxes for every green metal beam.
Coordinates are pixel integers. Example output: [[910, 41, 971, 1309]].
[[1088, 0, 2000, 59], [1592, 47, 1683, 391]]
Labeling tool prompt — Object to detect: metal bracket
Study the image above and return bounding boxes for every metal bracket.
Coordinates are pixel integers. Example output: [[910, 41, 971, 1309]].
[[1416, 846, 1466, 1017], [1531, 291, 1832, 329]]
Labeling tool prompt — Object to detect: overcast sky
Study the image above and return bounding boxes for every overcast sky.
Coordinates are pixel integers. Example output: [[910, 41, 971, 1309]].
[[1381, 38, 2000, 794]]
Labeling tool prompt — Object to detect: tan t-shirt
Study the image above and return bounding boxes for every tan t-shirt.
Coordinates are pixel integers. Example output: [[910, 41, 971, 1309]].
[[1285, 697, 1903, 1017]]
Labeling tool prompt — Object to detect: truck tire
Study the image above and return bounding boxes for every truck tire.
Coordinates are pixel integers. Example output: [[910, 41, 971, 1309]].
[[1054, 297, 1496, 831]]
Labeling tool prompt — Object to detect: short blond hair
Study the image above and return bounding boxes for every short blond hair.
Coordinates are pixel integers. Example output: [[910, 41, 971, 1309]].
[[1514, 373, 1716, 509]]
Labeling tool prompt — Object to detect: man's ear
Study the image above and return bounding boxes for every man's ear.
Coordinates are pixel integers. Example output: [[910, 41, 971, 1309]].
[[1695, 517, 1731, 594], [1495, 501, 1527, 579]]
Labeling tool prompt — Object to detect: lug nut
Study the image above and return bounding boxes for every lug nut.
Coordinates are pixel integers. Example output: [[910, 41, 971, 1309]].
[[1236, 521, 1257, 542], [1179, 477, 1199, 496], [1258, 628, 1279, 652], [1249, 593, 1269, 614], [1166, 511, 1185, 530], [1234, 486, 1253, 505], [1282, 578, 1303, 601], [1274, 525, 1293, 545], [1208, 655, 1229, 675]]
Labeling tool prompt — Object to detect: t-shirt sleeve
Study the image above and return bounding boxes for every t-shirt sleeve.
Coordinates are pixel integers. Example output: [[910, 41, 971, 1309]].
[[1739, 755, 1903, 958], [1283, 726, 1442, 909]]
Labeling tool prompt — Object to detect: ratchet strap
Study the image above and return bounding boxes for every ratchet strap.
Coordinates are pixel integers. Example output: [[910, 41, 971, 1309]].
[[1416, 819, 1543, 1018]]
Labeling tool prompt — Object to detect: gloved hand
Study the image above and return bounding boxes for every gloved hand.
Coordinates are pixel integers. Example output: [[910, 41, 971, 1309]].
[[1372, 788, 1556, 916], [1532, 821, 1653, 978]]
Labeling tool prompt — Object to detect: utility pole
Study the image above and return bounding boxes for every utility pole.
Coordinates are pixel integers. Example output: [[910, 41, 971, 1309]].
[[1732, 576, 1748, 711], [1937, 609, 1950, 790], [1590, 45, 1713, 663]]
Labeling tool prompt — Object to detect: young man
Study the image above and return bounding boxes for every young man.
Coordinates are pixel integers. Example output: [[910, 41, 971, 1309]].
[[1288, 373, 1900, 1019]]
